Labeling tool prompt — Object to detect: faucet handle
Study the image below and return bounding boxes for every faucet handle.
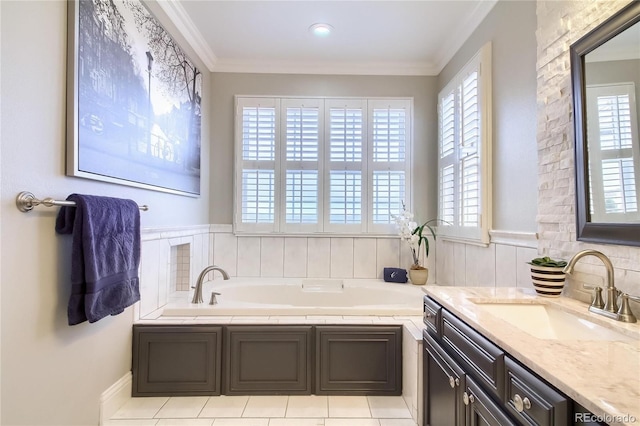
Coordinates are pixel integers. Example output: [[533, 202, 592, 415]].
[[583, 285, 605, 309], [209, 291, 221, 305], [617, 293, 639, 323]]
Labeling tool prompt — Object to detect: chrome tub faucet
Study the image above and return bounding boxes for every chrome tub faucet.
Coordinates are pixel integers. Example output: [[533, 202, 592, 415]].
[[191, 265, 229, 304]]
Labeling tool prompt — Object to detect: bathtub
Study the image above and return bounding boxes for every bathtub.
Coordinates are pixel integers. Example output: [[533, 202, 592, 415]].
[[159, 278, 425, 316]]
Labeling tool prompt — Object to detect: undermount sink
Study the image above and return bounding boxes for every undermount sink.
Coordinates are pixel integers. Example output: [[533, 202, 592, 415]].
[[474, 302, 636, 342]]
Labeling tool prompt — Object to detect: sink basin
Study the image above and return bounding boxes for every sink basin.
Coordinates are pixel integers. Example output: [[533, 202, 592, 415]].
[[475, 303, 636, 342]]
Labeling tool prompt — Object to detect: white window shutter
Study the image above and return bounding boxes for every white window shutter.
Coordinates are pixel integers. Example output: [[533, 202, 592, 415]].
[[235, 97, 279, 233], [368, 100, 411, 232], [586, 84, 639, 222], [437, 43, 492, 244], [324, 99, 367, 233], [281, 99, 322, 232], [234, 96, 414, 236]]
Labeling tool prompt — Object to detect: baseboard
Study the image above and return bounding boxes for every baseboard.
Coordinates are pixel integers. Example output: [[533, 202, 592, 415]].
[[100, 372, 132, 425]]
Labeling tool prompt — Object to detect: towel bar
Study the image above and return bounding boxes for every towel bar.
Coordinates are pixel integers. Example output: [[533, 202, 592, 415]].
[[16, 191, 149, 213]]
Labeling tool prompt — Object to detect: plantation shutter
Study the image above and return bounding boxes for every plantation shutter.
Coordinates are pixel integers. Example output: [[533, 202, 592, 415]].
[[235, 97, 280, 232], [586, 84, 640, 222], [325, 99, 367, 232], [281, 99, 322, 232], [368, 99, 411, 233], [437, 43, 492, 243]]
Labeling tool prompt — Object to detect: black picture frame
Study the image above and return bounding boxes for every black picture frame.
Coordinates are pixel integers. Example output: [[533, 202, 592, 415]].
[[66, 0, 202, 196]]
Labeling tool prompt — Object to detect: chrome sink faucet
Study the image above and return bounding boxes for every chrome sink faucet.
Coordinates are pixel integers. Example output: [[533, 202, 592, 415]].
[[562, 249, 640, 323], [191, 265, 229, 304], [563, 249, 618, 315]]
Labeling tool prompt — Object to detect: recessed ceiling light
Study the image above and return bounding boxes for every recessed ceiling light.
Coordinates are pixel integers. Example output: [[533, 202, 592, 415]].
[[309, 23, 333, 37]]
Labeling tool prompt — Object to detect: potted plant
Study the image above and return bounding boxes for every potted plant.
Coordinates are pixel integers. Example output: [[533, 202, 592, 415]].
[[393, 204, 438, 285], [528, 256, 567, 297]]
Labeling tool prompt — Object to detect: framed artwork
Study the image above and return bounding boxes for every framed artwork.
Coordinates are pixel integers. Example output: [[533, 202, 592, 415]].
[[67, 0, 202, 196]]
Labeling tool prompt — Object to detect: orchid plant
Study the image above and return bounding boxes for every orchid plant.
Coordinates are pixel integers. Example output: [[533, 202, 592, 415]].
[[392, 203, 438, 270]]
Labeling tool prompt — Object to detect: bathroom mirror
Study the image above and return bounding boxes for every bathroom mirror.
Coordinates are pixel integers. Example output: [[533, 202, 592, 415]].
[[570, 1, 640, 247]]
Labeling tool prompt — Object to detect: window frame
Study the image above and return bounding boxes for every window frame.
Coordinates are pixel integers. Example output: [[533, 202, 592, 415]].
[[234, 95, 413, 236], [437, 42, 493, 245]]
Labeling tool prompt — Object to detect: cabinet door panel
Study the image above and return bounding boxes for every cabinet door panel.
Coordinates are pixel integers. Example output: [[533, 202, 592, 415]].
[[132, 325, 222, 396], [316, 326, 402, 395], [225, 325, 312, 395], [424, 331, 465, 426], [466, 376, 517, 426]]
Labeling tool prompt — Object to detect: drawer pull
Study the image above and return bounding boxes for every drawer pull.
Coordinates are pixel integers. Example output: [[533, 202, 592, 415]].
[[448, 376, 459, 388], [514, 394, 532, 412], [424, 312, 433, 319], [463, 392, 469, 405]]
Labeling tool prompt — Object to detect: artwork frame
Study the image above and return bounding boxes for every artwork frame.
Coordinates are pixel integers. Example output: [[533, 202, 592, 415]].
[[66, 0, 202, 196]]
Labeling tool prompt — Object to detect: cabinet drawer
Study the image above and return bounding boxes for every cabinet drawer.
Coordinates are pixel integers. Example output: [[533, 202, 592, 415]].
[[504, 357, 569, 426], [441, 310, 505, 401], [423, 296, 441, 336]]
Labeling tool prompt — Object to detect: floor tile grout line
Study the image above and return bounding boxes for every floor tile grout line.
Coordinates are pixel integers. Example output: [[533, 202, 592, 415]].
[[152, 396, 172, 419]]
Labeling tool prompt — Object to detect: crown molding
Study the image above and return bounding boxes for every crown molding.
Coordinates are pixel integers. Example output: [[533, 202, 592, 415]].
[[212, 59, 440, 76], [432, 0, 499, 74], [155, 0, 217, 72]]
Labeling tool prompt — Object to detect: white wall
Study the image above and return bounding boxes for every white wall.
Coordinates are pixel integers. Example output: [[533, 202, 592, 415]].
[[437, 0, 539, 234], [433, 0, 541, 289], [0, 1, 210, 424]]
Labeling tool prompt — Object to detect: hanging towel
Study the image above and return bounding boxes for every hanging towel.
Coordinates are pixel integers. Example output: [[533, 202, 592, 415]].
[[55, 194, 141, 325]]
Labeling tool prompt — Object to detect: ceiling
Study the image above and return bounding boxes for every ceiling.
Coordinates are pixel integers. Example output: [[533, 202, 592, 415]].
[[158, 0, 498, 76]]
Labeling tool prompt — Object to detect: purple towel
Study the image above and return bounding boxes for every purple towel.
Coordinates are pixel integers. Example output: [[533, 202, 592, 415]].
[[55, 194, 141, 325]]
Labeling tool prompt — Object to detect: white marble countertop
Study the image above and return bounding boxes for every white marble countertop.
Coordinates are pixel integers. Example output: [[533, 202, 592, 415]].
[[423, 286, 640, 426]]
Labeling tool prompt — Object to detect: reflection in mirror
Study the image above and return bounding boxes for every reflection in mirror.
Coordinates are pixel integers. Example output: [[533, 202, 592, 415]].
[[584, 24, 640, 223], [570, 1, 640, 246]]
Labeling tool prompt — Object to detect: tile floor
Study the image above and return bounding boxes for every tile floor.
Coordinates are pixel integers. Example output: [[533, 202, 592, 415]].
[[106, 395, 417, 426]]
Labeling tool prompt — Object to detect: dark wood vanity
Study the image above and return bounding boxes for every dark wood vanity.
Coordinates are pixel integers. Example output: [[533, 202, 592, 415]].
[[423, 295, 607, 426]]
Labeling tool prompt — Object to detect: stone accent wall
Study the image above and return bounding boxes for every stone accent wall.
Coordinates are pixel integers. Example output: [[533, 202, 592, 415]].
[[536, 0, 640, 308]]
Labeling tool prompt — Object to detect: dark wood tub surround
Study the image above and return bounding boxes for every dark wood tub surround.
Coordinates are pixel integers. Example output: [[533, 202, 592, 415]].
[[132, 324, 403, 397]]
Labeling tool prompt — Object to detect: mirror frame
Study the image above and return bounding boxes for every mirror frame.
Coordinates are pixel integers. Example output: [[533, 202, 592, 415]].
[[570, 1, 640, 247]]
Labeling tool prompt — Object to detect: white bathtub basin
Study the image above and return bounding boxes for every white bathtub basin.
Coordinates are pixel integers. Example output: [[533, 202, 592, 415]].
[[475, 302, 636, 342], [160, 278, 424, 316]]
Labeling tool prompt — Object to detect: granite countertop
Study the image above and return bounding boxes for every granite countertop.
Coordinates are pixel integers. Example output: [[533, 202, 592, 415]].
[[423, 286, 640, 426]]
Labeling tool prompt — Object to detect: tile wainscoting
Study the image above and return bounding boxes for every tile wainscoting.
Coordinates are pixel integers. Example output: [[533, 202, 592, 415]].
[[137, 225, 545, 319]]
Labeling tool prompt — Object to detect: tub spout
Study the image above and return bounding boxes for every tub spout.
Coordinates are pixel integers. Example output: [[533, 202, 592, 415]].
[[192, 265, 229, 304]]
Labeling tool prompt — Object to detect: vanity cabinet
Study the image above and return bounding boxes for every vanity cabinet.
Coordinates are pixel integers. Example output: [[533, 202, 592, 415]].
[[132, 325, 222, 396], [423, 296, 571, 426]]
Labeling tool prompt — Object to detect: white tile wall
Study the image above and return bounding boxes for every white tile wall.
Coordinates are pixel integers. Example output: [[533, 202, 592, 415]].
[[307, 238, 331, 278], [260, 237, 285, 277], [330, 238, 354, 278]]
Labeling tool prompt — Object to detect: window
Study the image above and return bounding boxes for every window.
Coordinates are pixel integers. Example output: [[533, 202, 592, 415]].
[[437, 43, 492, 244], [586, 83, 640, 223], [235, 97, 412, 234]]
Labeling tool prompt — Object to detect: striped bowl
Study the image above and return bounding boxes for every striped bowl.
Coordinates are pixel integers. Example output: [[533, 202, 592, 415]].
[[530, 265, 566, 297]]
